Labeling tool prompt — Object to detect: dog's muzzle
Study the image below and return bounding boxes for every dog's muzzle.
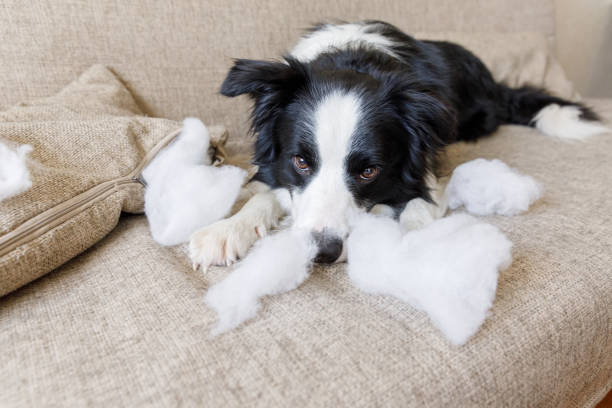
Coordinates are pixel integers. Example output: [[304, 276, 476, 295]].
[[311, 230, 343, 264]]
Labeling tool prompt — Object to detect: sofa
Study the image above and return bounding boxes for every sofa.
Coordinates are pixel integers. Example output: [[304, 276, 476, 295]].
[[1, 1, 611, 407]]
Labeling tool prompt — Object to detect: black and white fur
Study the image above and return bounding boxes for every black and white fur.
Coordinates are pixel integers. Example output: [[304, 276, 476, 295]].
[[190, 21, 606, 268]]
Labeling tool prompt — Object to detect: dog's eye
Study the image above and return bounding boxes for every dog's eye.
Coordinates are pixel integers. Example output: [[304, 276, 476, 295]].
[[359, 166, 379, 181], [293, 155, 311, 173]]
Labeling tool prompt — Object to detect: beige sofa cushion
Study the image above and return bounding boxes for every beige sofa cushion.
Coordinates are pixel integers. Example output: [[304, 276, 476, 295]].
[[1, 0, 558, 141], [0, 66, 183, 297], [2, 99, 610, 407]]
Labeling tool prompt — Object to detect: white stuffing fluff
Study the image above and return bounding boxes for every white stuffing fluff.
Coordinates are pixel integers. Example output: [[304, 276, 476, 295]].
[[205, 228, 317, 335], [446, 158, 542, 216], [201, 157, 541, 343], [347, 213, 512, 345], [0, 141, 33, 202], [533, 104, 609, 141], [142, 118, 246, 246]]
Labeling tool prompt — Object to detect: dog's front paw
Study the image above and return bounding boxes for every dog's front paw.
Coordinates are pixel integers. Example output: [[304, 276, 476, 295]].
[[399, 198, 440, 231], [189, 215, 269, 271]]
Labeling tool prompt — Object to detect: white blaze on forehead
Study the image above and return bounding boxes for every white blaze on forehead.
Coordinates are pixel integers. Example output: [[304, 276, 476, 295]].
[[291, 91, 362, 236], [314, 91, 361, 165], [290, 22, 398, 63]]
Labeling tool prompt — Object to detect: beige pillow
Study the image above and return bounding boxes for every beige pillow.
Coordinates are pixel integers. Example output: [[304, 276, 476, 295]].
[[0, 65, 227, 297]]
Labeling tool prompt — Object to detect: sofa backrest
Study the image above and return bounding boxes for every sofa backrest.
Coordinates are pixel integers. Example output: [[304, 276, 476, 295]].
[[0, 0, 555, 138]]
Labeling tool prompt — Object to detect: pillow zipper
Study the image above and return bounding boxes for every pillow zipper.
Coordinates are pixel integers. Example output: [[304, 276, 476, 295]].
[[0, 127, 182, 258]]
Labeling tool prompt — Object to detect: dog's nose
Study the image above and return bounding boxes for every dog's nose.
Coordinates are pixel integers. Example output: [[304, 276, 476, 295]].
[[311, 231, 343, 264]]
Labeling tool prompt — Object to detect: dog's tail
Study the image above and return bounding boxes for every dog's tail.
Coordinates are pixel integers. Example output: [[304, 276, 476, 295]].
[[497, 85, 608, 140]]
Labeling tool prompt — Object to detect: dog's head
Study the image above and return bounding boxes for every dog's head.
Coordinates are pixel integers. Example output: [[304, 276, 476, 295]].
[[221, 53, 455, 263]]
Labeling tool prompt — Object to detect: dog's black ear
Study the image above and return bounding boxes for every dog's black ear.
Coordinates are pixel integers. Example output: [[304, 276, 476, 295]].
[[221, 58, 305, 97], [221, 57, 308, 169], [220, 58, 307, 131]]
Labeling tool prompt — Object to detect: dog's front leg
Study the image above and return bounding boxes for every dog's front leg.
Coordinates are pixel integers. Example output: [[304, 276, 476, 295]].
[[189, 181, 283, 271]]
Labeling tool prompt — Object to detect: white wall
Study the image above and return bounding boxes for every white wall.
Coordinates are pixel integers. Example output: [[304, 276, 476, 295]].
[[555, 0, 612, 97]]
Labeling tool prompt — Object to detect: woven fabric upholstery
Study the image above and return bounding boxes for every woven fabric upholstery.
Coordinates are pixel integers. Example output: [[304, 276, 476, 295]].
[[0, 65, 182, 296], [1, 0, 559, 141], [1, 100, 611, 407], [2, 0, 612, 406]]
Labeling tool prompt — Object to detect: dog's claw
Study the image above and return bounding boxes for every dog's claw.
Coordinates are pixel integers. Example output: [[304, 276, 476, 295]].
[[189, 210, 275, 274], [192, 261, 200, 271]]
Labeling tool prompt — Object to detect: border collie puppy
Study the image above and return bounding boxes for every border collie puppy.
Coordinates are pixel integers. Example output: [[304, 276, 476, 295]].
[[190, 20, 606, 268]]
